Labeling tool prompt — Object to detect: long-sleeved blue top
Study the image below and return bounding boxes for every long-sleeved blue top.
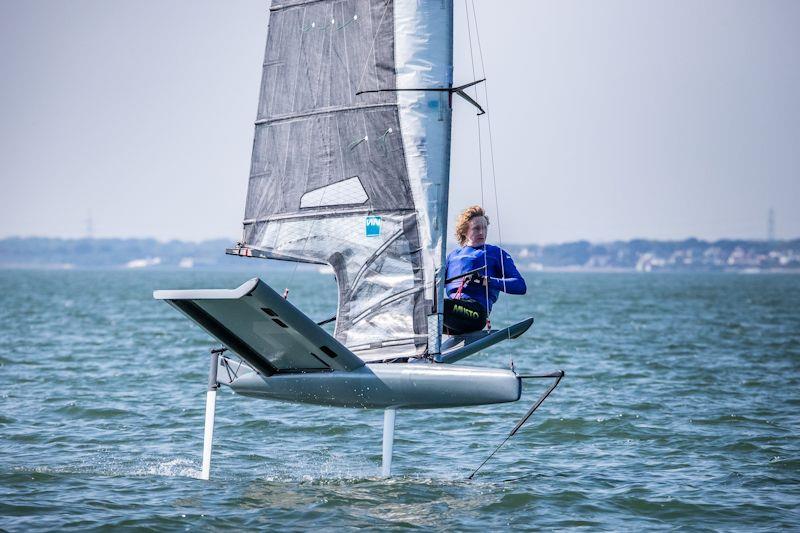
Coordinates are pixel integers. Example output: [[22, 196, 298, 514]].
[[444, 244, 527, 314]]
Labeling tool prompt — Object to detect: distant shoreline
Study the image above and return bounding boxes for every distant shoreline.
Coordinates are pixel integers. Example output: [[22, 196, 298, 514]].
[[2, 265, 799, 275], [2, 236, 798, 273]]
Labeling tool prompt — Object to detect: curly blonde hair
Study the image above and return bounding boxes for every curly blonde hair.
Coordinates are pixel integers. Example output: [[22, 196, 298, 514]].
[[455, 205, 489, 246]]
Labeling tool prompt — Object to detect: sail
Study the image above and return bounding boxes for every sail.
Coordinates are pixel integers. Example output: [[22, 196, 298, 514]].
[[231, 0, 453, 361]]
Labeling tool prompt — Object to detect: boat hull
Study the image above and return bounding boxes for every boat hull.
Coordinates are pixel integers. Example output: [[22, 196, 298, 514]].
[[227, 362, 521, 409]]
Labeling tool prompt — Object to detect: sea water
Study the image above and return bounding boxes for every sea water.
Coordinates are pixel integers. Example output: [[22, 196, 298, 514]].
[[1, 270, 798, 530]]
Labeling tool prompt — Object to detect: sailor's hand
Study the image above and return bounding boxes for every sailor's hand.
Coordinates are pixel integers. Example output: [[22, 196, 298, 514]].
[[469, 273, 487, 286]]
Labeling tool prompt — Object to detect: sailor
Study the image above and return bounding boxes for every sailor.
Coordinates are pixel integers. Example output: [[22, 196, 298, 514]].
[[443, 205, 527, 334]]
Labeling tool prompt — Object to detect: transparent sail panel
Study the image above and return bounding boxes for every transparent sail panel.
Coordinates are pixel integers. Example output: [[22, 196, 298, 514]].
[[248, 212, 426, 361]]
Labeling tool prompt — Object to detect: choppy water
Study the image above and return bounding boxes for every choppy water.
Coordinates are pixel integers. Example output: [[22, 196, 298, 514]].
[[1, 270, 798, 530]]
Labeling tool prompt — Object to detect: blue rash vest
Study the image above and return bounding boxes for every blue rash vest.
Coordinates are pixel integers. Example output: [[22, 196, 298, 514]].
[[444, 244, 527, 314]]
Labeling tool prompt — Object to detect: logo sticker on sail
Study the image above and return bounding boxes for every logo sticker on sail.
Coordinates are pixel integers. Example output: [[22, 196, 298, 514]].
[[365, 216, 381, 237]]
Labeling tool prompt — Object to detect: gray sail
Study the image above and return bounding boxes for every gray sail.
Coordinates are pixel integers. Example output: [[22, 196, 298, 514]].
[[230, 0, 453, 361]]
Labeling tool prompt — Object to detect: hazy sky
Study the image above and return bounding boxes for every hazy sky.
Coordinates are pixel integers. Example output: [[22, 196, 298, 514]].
[[1, 0, 798, 244]]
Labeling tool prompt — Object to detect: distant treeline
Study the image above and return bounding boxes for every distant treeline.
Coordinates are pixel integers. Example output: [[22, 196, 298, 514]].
[[1, 236, 799, 272], [0, 237, 256, 269], [502, 238, 800, 272]]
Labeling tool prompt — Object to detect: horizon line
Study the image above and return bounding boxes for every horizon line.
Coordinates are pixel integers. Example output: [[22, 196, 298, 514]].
[[1, 234, 798, 246]]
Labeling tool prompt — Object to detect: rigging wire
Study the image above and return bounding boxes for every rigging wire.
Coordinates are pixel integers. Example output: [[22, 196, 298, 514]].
[[466, 0, 513, 339], [470, 0, 505, 261], [463, 0, 491, 323], [467, 371, 564, 480], [471, 0, 510, 338]]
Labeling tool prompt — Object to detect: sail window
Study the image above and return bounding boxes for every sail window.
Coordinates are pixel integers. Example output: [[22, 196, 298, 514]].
[[299, 177, 368, 209]]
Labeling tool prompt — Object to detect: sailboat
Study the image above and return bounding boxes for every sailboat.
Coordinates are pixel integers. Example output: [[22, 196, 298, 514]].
[[154, 0, 562, 480]]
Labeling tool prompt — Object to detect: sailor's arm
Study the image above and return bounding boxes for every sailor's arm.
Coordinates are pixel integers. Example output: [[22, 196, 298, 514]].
[[487, 251, 527, 295]]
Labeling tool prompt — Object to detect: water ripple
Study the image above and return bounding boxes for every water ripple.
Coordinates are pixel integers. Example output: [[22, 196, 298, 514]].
[[1, 270, 799, 530]]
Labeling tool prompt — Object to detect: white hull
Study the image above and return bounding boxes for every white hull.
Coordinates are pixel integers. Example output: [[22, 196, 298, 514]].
[[226, 361, 521, 409]]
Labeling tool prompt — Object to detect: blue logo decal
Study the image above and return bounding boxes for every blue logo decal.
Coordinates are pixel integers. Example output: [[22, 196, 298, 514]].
[[365, 215, 381, 237]]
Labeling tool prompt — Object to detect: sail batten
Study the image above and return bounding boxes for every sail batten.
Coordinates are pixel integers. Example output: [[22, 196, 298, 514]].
[[243, 206, 415, 226], [270, 0, 343, 12], [236, 0, 453, 361], [254, 102, 396, 126]]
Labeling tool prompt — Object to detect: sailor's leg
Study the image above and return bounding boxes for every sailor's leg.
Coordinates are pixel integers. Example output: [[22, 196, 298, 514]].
[[381, 408, 396, 477], [200, 351, 220, 480]]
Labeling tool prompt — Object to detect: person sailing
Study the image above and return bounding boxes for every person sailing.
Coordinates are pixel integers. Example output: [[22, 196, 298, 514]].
[[443, 205, 527, 334]]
